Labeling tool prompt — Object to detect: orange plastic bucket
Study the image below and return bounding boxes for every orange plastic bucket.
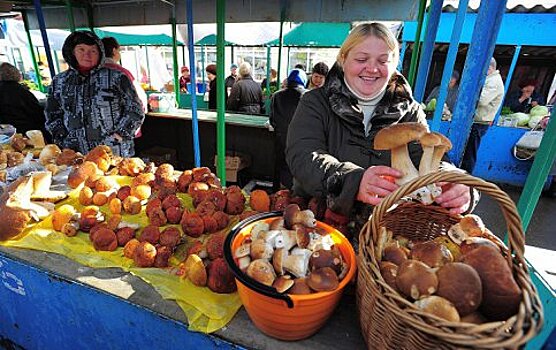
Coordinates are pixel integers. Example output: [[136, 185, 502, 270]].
[[224, 212, 357, 341]]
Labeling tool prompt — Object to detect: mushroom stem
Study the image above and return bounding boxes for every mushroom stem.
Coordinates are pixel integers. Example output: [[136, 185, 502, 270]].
[[391, 145, 419, 185]]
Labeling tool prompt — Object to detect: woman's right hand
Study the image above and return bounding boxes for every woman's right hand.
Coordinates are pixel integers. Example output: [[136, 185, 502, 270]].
[[356, 166, 402, 206]]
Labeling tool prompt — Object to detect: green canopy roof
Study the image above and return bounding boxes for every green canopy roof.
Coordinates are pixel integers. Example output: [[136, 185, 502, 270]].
[[92, 28, 183, 46], [266, 22, 351, 47], [195, 34, 235, 46]]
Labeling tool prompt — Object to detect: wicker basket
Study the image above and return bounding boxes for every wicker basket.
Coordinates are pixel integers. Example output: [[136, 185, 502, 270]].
[[357, 170, 543, 349]]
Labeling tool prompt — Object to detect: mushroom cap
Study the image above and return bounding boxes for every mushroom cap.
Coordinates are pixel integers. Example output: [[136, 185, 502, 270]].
[[283, 204, 301, 229], [437, 262, 482, 317], [411, 241, 453, 268], [382, 244, 408, 266], [414, 296, 461, 322], [396, 260, 438, 300], [374, 122, 428, 150], [379, 261, 399, 290], [309, 249, 342, 274], [184, 254, 207, 287], [234, 244, 251, 259], [307, 267, 340, 292], [273, 275, 295, 293], [250, 238, 274, 260], [246, 259, 276, 287], [432, 131, 452, 151], [459, 214, 486, 236], [420, 132, 441, 147], [288, 278, 312, 295]]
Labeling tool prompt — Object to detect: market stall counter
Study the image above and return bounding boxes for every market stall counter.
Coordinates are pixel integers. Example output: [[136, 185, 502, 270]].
[[0, 245, 365, 349], [136, 109, 274, 183]]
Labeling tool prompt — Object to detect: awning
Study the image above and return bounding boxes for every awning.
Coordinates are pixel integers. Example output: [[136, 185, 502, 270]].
[[265, 22, 351, 47], [195, 34, 235, 46], [92, 28, 183, 46]]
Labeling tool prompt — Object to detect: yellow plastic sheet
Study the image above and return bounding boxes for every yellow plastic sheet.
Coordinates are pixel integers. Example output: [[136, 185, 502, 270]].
[[0, 176, 242, 333]]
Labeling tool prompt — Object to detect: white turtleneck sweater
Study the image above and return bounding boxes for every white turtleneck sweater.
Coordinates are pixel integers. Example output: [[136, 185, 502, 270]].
[[344, 78, 387, 136]]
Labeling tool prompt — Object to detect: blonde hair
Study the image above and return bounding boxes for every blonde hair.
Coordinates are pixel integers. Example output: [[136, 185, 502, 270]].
[[239, 62, 252, 77], [337, 22, 399, 69]]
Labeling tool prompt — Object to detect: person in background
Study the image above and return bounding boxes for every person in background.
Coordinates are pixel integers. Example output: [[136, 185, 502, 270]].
[[0, 62, 50, 142], [286, 23, 473, 237], [294, 63, 306, 71], [102, 36, 148, 114], [205, 64, 227, 110], [227, 62, 264, 114], [504, 78, 545, 113], [225, 63, 238, 96], [179, 66, 191, 92], [261, 68, 278, 90], [461, 58, 505, 173], [38, 61, 51, 86], [269, 68, 307, 191], [45, 30, 144, 157], [307, 62, 329, 89], [425, 70, 460, 113]]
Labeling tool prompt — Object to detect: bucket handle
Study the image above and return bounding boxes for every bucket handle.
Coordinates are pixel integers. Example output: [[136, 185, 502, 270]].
[[224, 211, 295, 308]]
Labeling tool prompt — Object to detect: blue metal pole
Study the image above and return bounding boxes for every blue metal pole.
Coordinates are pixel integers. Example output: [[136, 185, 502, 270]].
[[32, 0, 56, 80], [446, 0, 508, 166], [430, 0, 469, 132], [413, 0, 443, 103], [397, 41, 406, 72], [186, 0, 201, 168], [493, 45, 521, 126]]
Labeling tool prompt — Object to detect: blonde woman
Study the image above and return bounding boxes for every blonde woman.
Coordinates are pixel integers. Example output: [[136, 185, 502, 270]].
[[286, 23, 474, 231]]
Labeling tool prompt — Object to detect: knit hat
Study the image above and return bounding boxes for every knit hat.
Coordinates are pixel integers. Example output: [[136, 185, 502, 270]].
[[205, 64, 217, 75], [230, 63, 238, 69], [287, 68, 307, 87], [181, 66, 189, 73]]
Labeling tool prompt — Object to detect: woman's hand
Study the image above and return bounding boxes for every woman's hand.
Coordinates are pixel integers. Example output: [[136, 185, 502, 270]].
[[356, 166, 401, 206], [113, 133, 123, 143], [435, 183, 471, 214]]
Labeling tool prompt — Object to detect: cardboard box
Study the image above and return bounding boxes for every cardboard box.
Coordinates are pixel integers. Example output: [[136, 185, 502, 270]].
[[140, 146, 177, 166], [214, 151, 251, 182]]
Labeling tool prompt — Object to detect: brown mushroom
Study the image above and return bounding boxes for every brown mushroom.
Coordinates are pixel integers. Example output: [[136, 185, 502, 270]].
[[250, 238, 274, 260], [272, 248, 288, 275], [459, 214, 486, 237], [273, 275, 294, 293], [396, 260, 438, 300], [414, 296, 460, 322], [430, 132, 453, 173], [411, 241, 453, 268], [309, 249, 342, 274], [283, 204, 316, 229], [288, 278, 312, 295], [307, 267, 339, 292], [374, 122, 428, 185], [382, 244, 408, 266], [379, 261, 399, 290], [246, 259, 276, 287], [184, 254, 207, 287], [436, 262, 482, 317]]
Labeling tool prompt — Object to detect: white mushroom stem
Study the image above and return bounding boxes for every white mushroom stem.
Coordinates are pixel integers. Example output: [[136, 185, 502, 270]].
[[419, 145, 436, 176], [391, 145, 419, 185], [431, 146, 450, 173]]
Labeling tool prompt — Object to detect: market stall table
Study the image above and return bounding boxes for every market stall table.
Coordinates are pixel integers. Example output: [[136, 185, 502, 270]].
[[0, 245, 365, 349], [136, 109, 274, 183]]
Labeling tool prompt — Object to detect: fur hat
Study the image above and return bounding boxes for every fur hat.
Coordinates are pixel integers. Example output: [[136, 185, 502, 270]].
[[287, 69, 307, 87], [205, 64, 217, 75]]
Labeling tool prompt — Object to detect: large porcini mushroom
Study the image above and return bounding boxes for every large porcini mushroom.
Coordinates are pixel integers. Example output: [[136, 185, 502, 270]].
[[272, 247, 288, 275], [414, 296, 460, 322], [273, 275, 295, 293], [410, 241, 453, 268], [283, 204, 316, 229], [246, 259, 276, 286], [283, 251, 311, 278], [430, 132, 452, 172], [273, 229, 297, 251], [250, 238, 274, 260], [396, 260, 438, 300], [289, 278, 312, 295], [437, 262, 482, 317], [459, 214, 486, 237], [307, 267, 339, 292], [418, 132, 441, 176], [374, 122, 428, 185]]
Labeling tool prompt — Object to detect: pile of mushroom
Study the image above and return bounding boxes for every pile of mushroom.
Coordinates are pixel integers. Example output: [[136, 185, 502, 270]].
[[234, 204, 349, 294], [374, 122, 453, 204], [376, 214, 522, 323]]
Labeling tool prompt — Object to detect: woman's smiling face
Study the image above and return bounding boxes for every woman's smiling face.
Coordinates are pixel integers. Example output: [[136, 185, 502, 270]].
[[342, 35, 396, 98]]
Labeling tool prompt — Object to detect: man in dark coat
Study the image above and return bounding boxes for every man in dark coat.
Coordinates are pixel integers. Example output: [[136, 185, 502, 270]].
[[269, 68, 307, 191], [226, 62, 264, 114], [0, 62, 50, 141]]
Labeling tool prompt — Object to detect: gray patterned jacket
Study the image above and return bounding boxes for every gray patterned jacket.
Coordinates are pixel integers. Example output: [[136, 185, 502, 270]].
[[45, 31, 144, 157]]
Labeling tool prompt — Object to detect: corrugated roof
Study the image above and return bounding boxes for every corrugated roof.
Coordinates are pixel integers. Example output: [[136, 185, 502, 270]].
[[442, 0, 556, 13]]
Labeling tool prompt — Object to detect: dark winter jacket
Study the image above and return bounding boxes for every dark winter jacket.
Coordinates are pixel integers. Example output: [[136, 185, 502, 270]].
[[227, 76, 264, 114], [286, 63, 428, 216], [208, 78, 227, 110], [269, 84, 306, 149], [0, 81, 49, 141], [45, 31, 144, 157]]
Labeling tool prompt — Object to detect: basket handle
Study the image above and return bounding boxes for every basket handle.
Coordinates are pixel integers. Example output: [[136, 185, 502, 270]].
[[224, 211, 295, 308], [363, 170, 526, 260]]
